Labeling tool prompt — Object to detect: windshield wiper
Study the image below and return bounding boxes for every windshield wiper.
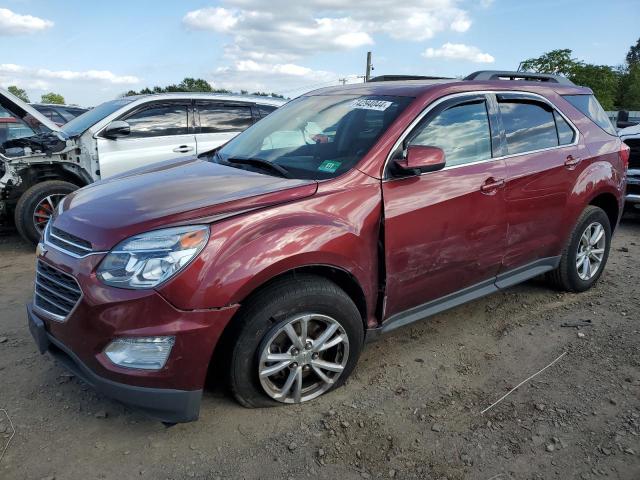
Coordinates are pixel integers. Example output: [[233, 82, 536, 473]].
[[225, 157, 292, 179]]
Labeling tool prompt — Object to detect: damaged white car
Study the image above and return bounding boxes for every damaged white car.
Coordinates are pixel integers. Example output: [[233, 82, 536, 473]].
[[0, 88, 284, 243]]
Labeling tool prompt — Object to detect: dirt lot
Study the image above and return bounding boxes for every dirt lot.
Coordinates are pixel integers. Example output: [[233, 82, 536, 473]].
[[0, 214, 639, 480]]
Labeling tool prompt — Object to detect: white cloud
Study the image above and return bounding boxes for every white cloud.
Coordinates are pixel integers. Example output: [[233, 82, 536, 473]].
[[0, 64, 140, 86], [0, 64, 141, 104], [0, 8, 53, 35], [35, 68, 140, 84], [422, 43, 495, 63], [182, 7, 238, 32], [183, 1, 474, 61]]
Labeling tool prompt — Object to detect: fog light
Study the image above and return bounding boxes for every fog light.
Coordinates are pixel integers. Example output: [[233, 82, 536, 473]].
[[104, 336, 175, 370]]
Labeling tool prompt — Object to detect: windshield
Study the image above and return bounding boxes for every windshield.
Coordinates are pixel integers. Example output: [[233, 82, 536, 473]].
[[215, 94, 413, 179], [62, 98, 135, 137]]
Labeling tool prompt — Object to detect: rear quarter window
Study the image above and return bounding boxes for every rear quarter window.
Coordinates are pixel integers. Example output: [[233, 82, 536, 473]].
[[563, 94, 617, 136]]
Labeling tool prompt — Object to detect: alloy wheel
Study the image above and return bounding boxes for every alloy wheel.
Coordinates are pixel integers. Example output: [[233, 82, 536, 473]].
[[32, 194, 65, 233], [258, 314, 349, 403], [576, 221, 606, 281]]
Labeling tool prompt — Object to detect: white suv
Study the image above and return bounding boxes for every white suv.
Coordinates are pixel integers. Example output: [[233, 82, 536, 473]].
[[0, 89, 284, 243]]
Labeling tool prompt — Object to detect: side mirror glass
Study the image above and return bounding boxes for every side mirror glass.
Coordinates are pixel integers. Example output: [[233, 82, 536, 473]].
[[394, 145, 446, 175], [103, 120, 131, 139]]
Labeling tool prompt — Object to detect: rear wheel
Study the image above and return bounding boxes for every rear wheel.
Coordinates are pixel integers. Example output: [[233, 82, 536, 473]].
[[14, 180, 78, 244], [546, 205, 611, 292], [227, 275, 364, 408]]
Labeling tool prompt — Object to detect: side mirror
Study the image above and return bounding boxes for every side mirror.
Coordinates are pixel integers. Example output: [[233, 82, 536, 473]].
[[103, 120, 131, 139], [394, 145, 446, 175]]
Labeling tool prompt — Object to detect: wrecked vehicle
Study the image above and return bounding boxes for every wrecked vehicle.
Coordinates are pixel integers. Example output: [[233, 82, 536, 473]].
[[27, 72, 627, 422], [31, 103, 89, 127], [0, 88, 284, 243]]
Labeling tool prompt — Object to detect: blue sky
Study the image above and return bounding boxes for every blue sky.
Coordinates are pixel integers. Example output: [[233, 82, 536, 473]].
[[1, 0, 638, 106]]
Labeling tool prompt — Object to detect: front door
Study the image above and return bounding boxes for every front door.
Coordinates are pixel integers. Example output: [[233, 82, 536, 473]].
[[97, 101, 196, 178], [382, 94, 508, 318]]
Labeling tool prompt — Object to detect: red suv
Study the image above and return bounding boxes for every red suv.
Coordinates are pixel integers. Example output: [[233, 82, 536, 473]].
[[27, 71, 629, 422]]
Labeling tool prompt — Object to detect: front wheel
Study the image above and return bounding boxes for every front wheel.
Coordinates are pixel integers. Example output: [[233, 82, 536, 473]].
[[227, 275, 364, 408], [14, 180, 78, 245], [546, 205, 612, 292]]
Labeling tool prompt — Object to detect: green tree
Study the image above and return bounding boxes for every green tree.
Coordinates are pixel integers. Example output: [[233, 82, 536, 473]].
[[626, 37, 640, 66], [7, 85, 29, 102], [40, 92, 65, 104], [570, 64, 620, 110], [520, 48, 622, 109], [123, 77, 231, 96], [520, 49, 580, 76], [618, 63, 640, 109]]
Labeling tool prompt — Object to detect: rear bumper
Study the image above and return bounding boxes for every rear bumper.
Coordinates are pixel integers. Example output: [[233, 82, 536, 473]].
[[29, 303, 202, 423]]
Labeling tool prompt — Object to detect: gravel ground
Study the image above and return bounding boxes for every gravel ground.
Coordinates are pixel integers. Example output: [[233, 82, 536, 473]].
[[0, 214, 639, 480]]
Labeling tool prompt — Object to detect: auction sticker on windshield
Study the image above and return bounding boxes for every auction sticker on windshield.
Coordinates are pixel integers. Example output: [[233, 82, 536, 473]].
[[318, 160, 342, 173], [350, 99, 393, 111]]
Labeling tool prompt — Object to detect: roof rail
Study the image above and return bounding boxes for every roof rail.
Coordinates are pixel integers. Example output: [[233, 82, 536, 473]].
[[464, 70, 574, 85], [369, 75, 453, 82]]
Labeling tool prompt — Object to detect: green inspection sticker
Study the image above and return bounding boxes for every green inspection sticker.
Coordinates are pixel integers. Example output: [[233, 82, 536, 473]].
[[317, 160, 342, 173]]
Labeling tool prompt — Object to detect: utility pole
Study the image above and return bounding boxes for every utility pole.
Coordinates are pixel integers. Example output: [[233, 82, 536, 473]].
[[338, 78, 348, 85], [365, 51, 372, 82]]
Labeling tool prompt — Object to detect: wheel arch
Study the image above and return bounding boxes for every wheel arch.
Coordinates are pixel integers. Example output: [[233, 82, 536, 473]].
[[588, 191, 620, 232], [6, 163, 90, 206], [206, 265, 368, 389]]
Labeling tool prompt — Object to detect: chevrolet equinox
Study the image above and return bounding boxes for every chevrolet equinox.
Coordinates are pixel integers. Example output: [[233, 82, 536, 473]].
[[27, 71, 629, 422]]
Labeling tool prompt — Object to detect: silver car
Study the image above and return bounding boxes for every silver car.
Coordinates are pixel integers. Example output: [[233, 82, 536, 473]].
[[0, 89, 284, 243]]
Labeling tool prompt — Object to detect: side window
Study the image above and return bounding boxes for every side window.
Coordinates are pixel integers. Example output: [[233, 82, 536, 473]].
[[258, 105, 276, 118], [554, 111, 575, 145], [499, 100, 558, 155], [562, 94, 617, 136], [409, 101, 492, 167], [123, 104, 189, 138], [198, 103, 253, 133], [41, 108, 66, 125]]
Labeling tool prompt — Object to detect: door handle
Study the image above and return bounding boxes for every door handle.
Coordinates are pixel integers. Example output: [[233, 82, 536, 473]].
[[564, 155, 581, 169], [173, 145, 194, 153], [480, 177, 505, 194]]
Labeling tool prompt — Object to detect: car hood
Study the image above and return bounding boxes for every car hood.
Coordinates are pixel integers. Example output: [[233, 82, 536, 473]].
[[53, 157, 318, 250], [619, 124, 640, 138], [0, 87, 61, 133]]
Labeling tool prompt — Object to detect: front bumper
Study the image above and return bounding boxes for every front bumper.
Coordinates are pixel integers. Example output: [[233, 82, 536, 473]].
[[626, 170, 640, 204], [28, 303, 204, 423]]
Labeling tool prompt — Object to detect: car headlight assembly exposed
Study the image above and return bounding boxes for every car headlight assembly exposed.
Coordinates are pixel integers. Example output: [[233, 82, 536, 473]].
[[97, 225, 209, 289], [104, 336, 175, 370]]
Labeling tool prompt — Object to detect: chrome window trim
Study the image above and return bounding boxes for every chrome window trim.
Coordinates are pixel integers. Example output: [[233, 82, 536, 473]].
[[382, 90, 580, 179], [33, 260, 84, 323]]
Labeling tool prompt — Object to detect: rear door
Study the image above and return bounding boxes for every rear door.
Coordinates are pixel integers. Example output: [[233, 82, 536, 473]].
[[194, 101, 255, 154], [495, 93, 585, 272], [97, 100, 195, 178], [382, 93, 508, 318]]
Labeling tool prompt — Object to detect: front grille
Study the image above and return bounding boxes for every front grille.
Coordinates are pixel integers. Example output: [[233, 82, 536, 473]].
[[628, 183, 640, 196], [34, 260, 82, 320], [47, 225, 93, 256], [624, 139, 640, 170]]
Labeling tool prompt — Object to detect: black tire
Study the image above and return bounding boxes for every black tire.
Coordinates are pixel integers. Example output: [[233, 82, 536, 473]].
[[14, 180, 78, 245], [226, 274, 364, 408], [546, 205, 611, 292]]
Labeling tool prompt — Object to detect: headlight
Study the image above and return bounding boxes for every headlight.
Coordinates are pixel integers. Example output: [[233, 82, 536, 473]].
[[104, 336, 175, 370], [97, 225, 209, 289]]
